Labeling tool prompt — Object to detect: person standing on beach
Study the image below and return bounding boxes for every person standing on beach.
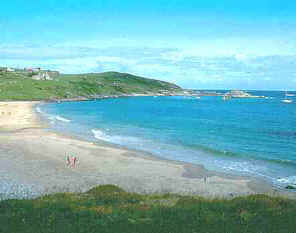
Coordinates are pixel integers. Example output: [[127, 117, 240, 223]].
[[72, 156, 77, 168], [66, 155, 71, 167]]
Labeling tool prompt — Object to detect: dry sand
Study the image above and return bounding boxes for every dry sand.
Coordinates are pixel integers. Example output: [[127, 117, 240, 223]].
[[0, 101, 43, 130], [0, 101, 293, 199]]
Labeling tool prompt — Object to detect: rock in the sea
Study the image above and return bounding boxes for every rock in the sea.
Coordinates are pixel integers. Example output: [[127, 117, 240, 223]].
[[285, 185, 296, 190]]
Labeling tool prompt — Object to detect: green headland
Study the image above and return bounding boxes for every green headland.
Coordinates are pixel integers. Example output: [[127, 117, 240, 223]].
[[0, 67, 182, 101]]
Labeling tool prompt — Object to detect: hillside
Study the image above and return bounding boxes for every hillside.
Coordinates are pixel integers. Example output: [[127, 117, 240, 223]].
[[0, 185, 295, 233], [0, 70, 182, 101]]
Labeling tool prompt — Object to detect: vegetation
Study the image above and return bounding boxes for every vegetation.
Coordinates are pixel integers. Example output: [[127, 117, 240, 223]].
[[0, 71, 182, 101], [1, 185, 296, 233]]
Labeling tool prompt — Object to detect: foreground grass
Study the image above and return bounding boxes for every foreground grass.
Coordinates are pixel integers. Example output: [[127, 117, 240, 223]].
[[0, 185, 295, 233], [0, 71, 181, 101]]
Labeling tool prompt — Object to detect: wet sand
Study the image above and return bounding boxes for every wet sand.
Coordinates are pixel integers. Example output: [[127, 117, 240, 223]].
[[0, 101, 293, 199]]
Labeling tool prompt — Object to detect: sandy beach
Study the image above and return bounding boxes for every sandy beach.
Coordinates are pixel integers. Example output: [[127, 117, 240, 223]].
[[0, 101, 293, 200], [0, 101, 44, 130]]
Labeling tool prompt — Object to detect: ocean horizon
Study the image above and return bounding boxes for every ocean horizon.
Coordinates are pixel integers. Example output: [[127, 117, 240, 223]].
[[37, 91, 296, 189]]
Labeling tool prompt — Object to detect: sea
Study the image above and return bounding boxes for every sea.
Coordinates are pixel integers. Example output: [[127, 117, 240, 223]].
[[37, 91, 296, 189]]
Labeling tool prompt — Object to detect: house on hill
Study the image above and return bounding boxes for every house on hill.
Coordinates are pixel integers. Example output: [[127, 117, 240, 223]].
[[32, 72, 54, 81], [24, 67, 60, 80], [0, 67, 15, 72], [6, 67, 15, 72]]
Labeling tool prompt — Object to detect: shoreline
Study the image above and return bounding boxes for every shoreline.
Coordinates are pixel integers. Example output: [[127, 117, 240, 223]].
[[0, 100, 295, 200]]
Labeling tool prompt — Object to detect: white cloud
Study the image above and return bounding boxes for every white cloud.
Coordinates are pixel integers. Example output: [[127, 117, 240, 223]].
[[1, 43, 296, 90]]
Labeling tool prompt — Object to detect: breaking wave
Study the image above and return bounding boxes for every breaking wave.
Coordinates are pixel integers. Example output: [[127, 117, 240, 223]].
[[55, 116, 71, 123], [36, 106, 71, 123], [91, 129, 143, 146]]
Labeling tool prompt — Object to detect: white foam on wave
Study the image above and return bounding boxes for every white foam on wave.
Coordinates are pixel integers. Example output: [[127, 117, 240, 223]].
[[220, 161, 265, 173], [216, 160, 276, 180], [92, 129, 108, 141], [277, 176, 296, 185], [35, 106, 71, 124], [220, 161, 296, 186], [91, 129, 142, 145], [36, 107, 42, 113], [55, 116, 71, 123], [35, 106, 54, 124]]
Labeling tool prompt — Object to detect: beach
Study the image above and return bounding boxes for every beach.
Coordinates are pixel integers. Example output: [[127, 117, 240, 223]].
[[0, 101, 44, 130], [0, 101, 293, 200]]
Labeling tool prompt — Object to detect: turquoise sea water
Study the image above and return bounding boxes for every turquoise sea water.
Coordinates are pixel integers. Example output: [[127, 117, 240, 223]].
[[38, 91, 296, 188]]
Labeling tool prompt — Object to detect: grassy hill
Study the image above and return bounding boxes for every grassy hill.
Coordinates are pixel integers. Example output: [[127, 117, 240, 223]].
[[0, 71, 182, 101], [0, 185, 295, 233]]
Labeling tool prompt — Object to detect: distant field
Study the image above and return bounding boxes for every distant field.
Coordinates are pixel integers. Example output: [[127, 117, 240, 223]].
[[0, 185, 295, 233], [0, 71, 182, 101]]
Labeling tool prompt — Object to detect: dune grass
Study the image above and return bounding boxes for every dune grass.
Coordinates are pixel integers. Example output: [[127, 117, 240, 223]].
[[0, 71, 181, 101], [0, 185, 295, 233]]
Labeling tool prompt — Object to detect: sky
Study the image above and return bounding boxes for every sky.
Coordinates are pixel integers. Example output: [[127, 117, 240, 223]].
[[1, 0, 296, 90]]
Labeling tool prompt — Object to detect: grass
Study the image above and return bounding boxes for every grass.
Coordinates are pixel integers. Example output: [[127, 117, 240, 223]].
[[0, 71, 182, 101], [0, 185, 295, 233]]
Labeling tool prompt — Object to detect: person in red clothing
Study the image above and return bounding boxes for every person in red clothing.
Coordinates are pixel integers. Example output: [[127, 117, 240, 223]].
[[72, 156, 78, 168]]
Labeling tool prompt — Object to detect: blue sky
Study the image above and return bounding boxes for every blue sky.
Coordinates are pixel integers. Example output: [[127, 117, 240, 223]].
[[1, 0, 296, 90]]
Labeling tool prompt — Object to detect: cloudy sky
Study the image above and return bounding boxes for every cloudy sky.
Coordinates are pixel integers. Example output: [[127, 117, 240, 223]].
[[1, 0, 296, 90]]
